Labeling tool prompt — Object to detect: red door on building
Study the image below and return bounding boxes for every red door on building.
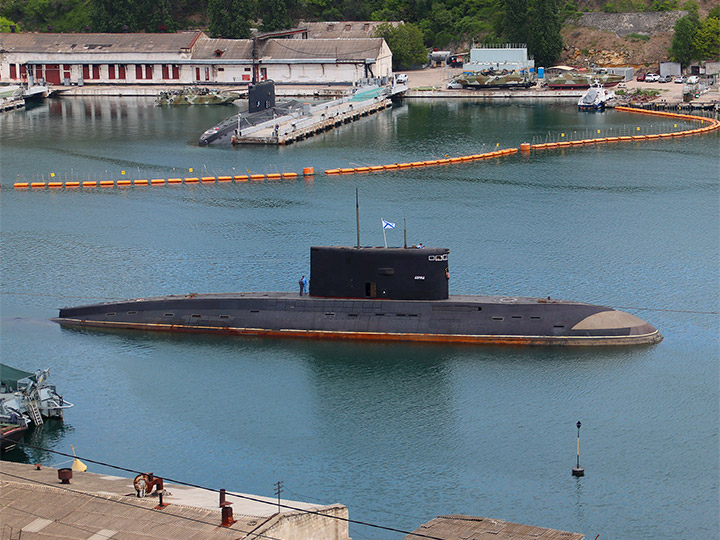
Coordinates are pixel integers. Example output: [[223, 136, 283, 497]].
[[45, 64, 61, 84]]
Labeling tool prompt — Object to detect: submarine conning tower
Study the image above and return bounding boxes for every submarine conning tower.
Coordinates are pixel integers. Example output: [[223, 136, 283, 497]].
[[309, 246, 450, 300]]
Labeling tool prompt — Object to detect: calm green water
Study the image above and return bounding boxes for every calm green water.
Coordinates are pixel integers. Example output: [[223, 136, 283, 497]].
[[1, 97, 718, 539]]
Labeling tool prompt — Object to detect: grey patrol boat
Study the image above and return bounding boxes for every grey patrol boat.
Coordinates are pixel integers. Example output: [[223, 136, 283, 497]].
[[54, 244, 662, 347]]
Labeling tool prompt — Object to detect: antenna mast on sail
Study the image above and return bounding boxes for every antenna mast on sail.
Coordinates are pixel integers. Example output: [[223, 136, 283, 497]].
[[355, 188, 360, 248], [403, 217, 407, 248]]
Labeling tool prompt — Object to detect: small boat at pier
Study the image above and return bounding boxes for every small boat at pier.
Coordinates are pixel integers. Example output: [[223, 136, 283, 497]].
[[0, 363, 73, 426], [0, 413, 29, 452], [578, 81, 614, 110]]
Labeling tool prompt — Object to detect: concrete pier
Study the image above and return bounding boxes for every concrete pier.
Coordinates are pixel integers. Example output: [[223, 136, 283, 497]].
[[233, 94, 392, 145]]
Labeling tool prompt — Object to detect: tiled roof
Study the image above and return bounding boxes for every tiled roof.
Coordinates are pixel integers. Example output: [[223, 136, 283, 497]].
[[299, 21, 401, 39], [0, 32, 204, 54], [191, 38, 386, 61]]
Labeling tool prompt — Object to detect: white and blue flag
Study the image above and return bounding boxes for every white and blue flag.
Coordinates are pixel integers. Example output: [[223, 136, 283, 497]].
[[382, 219, 395, 230]]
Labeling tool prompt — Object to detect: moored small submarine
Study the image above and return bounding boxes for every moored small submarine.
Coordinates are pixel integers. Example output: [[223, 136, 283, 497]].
[[54, 245, 662, 346]]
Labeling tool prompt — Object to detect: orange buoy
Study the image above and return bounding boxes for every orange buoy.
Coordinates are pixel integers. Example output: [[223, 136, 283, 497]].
[[117, 180, 132, 186], [100, 180, 115, 187], [339, 168, 355, 174], [65, 181, 80, 188], [250, 174, 265, 180], [167, 178, 183, 184], [354, 167, 370, 173], [282, 172, 298, 179], [303, 167, 314, 176], [201, 176, 216, 183], [234, 175, 249, 181], [369, 166, 384, 171], [266, 173, 282, 179], [134, 179, 148, 185], [383, 164, 399, 169], [31, 182, 46, 189], [325, 169, 341, 174], [48, 182, 63, 188], [83, 181, 97, 187], [217, 176, 232, 182], [14, 182, 29, 189]]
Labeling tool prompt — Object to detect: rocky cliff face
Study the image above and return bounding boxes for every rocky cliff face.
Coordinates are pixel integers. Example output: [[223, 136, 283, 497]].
[[560, 11, 689, 68]]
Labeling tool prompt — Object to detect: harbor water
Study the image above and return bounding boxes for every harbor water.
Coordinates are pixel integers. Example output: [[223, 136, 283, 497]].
[[1, 97, 718, 539]]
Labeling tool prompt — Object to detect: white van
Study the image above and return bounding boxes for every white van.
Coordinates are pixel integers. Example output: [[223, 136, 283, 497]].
[[686, 75, 699, 84]]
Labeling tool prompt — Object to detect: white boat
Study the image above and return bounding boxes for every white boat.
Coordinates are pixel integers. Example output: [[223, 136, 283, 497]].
[[0, 364, 73, 425], [578, 80, 614, 110], [0, 85, 22, 98]]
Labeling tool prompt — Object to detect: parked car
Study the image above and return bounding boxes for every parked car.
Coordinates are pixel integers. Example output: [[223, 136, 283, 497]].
[[674, 76, 685, 84], [394, 73, 408, 84], [645, 73, 660, 82], [659, 75, 672, 83], [686, 75, 699, 84], [636, 73, 646, 81]]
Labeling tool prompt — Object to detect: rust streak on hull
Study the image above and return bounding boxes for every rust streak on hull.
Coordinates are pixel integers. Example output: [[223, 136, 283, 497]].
[[54, 318, 663, 347]]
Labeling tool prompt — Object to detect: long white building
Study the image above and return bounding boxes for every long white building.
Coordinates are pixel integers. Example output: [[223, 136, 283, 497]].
[[0, 31, 392, 86]]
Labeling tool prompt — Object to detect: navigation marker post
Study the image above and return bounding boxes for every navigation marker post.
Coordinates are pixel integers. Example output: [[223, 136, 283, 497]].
[[572, 420, 585, 477], [382, 219, 395, 248]]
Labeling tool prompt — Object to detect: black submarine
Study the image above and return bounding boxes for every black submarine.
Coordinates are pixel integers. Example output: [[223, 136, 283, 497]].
[[54, 239, 662, 347]]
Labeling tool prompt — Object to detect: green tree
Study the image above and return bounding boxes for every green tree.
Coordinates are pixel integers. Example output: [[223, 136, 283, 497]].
[[146, 0, 179, 32], [670, 13, 699, 67], [375, 22, 427, 70], [527, 0, 562, 67], [261, 0, 292, 32], [694, 17, 720, 61], [208, 0, 255, 38], [0, 16, 19, 32], [90, 0, 140, 32], [503, 0, 528, 44]]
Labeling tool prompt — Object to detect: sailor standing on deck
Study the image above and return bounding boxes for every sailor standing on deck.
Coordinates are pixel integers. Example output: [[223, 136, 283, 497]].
[[299, 275, 308, 296]]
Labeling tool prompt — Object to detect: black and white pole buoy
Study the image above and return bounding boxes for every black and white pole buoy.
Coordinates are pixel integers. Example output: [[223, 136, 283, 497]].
[[572, 420, 585, 477]]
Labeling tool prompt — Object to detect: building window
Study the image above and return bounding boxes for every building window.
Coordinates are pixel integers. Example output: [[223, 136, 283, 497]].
[[109, 65, 116, 79], [172, 65, 179, 79], [162, 65, 169, 79], [118, 65, 126, 79], [10, 64, 16, 79]]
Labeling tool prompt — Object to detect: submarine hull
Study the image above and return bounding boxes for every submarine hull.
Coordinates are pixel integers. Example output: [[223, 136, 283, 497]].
[[53, 292, 662, 346]]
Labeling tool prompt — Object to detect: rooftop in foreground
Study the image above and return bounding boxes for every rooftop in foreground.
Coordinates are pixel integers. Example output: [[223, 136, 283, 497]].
[[0, 460, 349, 540], [405, 514, 585, 540]]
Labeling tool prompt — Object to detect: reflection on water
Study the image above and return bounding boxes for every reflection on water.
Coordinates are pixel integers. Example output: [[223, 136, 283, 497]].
[[2, 420, 74, 465]]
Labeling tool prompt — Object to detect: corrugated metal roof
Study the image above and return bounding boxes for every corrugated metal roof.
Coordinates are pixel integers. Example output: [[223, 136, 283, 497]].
[[0, 32, 203, 54], [404, 515, 585, 540], [191, 38, 385, 61]]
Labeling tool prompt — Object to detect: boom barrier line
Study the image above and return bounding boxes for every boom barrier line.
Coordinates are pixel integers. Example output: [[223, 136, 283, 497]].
[[11, 110, 718, 190]]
